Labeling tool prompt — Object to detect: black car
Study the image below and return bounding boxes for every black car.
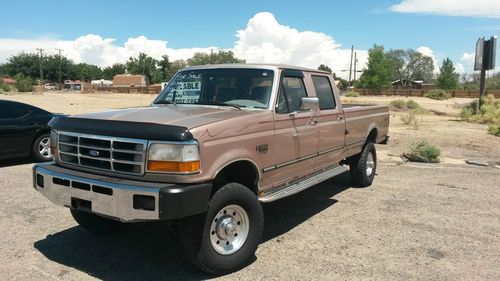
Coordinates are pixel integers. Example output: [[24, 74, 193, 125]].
[[0, 100, 56, 162]]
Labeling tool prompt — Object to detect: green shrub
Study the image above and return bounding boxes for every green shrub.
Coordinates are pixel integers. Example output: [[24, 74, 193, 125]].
[[402, 140, 440, 163], [0, 78, 11, 92], [488, 124, 500, 136], [345, 91, 359, 97], [390, 99, 423, 112], [14, 74, 33, 92], [424, 89, 452, 100], [461, 96, 500, 137], [406, 99, 420, 109]]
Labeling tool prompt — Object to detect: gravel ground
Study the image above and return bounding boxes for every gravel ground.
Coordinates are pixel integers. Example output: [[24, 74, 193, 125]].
[[1, 157, 499, 280], [1, 92, 499, 280]]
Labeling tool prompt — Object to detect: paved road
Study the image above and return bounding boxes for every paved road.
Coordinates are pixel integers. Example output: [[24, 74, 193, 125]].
[[0, 159, 499, 281]]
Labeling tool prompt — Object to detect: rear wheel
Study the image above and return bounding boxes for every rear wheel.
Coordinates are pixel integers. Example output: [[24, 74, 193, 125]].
[[70, 209, 125, 235], [180, 183, 263, 275], [349, 142, 377, 187]]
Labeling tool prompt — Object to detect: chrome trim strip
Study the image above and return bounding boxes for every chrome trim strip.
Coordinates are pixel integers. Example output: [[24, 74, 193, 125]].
[[262, 145, 344, 173], [345, 139, 365, 147]]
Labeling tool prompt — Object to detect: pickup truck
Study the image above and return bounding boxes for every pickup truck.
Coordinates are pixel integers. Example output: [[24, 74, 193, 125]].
[[33, 64, 389, 274]]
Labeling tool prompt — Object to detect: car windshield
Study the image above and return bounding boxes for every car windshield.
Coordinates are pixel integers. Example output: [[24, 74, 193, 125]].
[[155, 68, 274, 109]]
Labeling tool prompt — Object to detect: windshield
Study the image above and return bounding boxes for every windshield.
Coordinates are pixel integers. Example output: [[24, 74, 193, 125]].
[[155, 68, 274, 109]]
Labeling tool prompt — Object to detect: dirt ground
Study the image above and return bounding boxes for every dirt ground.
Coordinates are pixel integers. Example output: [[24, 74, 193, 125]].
[[0, 92, 499, 281]]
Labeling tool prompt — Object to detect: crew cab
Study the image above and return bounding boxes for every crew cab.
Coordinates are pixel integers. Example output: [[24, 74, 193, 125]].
[[33, 64, 389, 274]]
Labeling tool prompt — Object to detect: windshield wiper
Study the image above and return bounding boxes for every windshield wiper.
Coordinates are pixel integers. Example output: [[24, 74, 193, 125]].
[[197, 101, 242, 110]]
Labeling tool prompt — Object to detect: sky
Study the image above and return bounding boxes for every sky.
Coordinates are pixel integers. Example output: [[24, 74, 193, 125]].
[[0, 0, 499, 79]]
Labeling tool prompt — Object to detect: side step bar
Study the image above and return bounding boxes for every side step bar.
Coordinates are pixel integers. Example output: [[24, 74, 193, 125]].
[[259, 165, 349, 203]]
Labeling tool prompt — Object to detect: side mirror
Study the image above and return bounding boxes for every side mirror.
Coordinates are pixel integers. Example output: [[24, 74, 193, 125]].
[[300, 97, 320, 111]]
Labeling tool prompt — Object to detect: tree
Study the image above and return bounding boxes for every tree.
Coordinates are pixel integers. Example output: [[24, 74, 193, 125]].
[[387, 49, 434, 88], [102, 63, 126, 80], [165, 60, 187, 81], [126, 53, 163, 84], [436, 58, 459, 90], [187, 50, 245, 66], [318, 64, 332, 73], [3, 52, 41, 80], [358, 45, 395, 90], [158, 55, 171, 81], [70, 63, 103, 81]]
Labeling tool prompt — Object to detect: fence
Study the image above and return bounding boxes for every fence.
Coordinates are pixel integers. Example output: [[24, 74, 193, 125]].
[[355, 89, 500, 98], [84, 85, 162, 95]]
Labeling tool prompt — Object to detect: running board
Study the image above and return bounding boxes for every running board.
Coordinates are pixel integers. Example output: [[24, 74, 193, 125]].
[[259, 165, 349, 203]]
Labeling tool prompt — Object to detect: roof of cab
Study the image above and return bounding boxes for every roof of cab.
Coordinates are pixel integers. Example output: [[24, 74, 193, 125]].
[[182, 63, 331, 74]]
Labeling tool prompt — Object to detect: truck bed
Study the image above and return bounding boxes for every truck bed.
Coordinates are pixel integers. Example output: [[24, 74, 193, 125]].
[[341, 104, 389, 159]]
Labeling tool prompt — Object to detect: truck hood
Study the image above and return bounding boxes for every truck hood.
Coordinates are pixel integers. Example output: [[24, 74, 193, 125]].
[[72, 105, 259, 129]]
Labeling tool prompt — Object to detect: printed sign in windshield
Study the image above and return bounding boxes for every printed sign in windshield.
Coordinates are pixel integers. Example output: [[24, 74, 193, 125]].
[[166, 80, 202, 103]]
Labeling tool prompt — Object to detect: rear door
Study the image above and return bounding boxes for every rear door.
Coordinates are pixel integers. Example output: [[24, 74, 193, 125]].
[[265, 70, 318, 188], [309, 74, 346, 171]]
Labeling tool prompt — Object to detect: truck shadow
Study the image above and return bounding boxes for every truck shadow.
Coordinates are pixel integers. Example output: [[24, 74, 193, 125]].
[[34, 172, 354, 280]]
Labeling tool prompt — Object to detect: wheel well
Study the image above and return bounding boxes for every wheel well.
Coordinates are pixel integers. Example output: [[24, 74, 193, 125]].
[[366, 128, 378, 145], [212, 160, 259, 196]]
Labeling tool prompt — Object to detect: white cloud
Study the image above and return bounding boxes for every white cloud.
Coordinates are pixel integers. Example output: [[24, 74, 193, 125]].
[[0, 13, 366, 79], [390, 0, 500, 18], [416, 46, 439, 72], [0, 34, 213, 67], [455, 62, 465, 74], [234, 12, 367, 78], [461, 52, 475, 64]]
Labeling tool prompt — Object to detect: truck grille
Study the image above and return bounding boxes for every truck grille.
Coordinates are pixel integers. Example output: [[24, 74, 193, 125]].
[[57, 131, 147, 175]]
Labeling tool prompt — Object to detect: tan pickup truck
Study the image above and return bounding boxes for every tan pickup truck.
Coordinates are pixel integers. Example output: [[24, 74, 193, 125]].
[[33, 64, 389, 274]]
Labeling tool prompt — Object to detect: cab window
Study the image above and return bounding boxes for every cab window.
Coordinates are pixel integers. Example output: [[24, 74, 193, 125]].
[[276, 77, 307, 114], [312, 75, 336, 110]]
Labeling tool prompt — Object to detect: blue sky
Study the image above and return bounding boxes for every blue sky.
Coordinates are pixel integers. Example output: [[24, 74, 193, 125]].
[[1, 0, 499, 76]]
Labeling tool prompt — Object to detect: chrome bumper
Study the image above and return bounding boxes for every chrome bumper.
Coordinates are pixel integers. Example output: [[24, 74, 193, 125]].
[[33, 164, 160, 222]]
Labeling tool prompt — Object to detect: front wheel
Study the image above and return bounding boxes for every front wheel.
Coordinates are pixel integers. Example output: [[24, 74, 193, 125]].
[[180, 183, 264, 275], [349, 142, 377, 187]]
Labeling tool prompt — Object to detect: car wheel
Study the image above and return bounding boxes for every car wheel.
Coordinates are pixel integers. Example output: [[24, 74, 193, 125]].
[[180, 183, 264, 275], [349, 142, 377, 187], [70, 209, 126, 235], [32, 134, 52, 162]]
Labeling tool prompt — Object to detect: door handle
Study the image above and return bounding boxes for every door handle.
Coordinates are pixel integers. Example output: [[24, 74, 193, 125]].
[[337, 116, 344, 120]]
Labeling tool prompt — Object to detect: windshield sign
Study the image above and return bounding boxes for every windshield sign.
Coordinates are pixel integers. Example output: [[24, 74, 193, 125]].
[[156, 68, 274, 109]]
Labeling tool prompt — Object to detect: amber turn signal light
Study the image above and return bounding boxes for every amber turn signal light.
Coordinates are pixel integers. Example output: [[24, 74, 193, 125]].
[[147, 160, 200, 173]]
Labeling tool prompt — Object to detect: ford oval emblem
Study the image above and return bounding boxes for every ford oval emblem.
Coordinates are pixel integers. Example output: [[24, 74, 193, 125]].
[[89, 150, 100, 157]]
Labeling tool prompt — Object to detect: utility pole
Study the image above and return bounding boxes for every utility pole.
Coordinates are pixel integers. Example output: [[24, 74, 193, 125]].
[[55, 48, 63, 90], [210, 49, 214, 64], [353, 52, 358, 88], [36, 48, 44, 85], [348, 45, 354, 88]]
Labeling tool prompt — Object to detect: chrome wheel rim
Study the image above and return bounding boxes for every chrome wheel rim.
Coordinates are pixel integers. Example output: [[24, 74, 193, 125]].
[[366, 152, 375, 177], [38, 136, 51, 159], [210, 204, 249, 255]]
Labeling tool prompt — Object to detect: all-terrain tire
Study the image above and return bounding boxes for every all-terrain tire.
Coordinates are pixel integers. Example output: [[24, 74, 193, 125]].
[[349, 142, 377, 187], [179, 183, 264, 275], [70, 209, 125, 235]]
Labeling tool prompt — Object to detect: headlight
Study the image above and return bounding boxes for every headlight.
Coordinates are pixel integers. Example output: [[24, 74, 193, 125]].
[[49, 130, 58, 157], [147, 142, 200, 173]]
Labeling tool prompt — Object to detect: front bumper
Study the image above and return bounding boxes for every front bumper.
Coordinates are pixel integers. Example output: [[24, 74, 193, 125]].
[[33, 162, 212, 222]]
